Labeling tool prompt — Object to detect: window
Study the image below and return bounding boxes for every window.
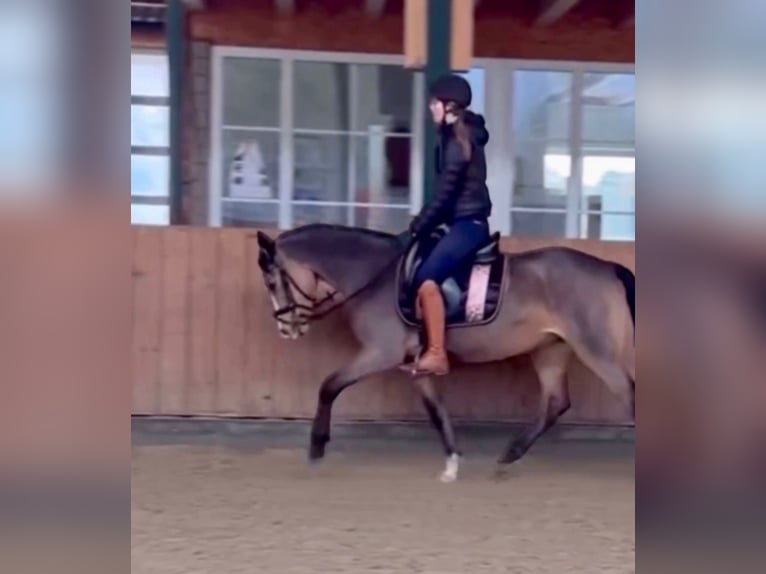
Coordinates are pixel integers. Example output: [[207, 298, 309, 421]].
[[579, 73, 635, 240], [511, 70, 572, 237], [509, 68, 634, 240], [220, 57, 281, 228], [291, 61, 414, 232], [131, 52, 170, 225], [213, 50, 417, 233]]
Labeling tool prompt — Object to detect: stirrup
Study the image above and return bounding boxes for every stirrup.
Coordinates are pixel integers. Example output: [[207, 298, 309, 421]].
[[397, 350, 449, 377], [398, 352, 422, 375]]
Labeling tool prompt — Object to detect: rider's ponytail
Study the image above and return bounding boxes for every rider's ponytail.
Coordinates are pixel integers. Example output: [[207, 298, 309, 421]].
[[453, 112, 472, 162]]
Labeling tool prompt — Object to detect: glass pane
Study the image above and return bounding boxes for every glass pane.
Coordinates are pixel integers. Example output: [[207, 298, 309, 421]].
[[222, 201, 278, 228], [222, 130, 279, 200], [512, 70, 572, 228], [131, 53, 169, 97], [293, 133, 349, 202], [582, 155, 635, 207], [131, 154, 169, 197], [513, 150, 569, 212], [294, 62, 350, 131], [581, 155, 635, 240], [512, 70, 571, 139], [355, 64, 414, 132], [511, 211, 566, 237], [222, 57, 280, 127], [292, 205, 410, 233], [131, 105, 169, 147], [582, 73, 635, 146], [581, 212, 635, 241], [459, 68, 486, 115], [131, 204, 169, 226], [354, 134, 411, 205], [292, 133, 412, 206]]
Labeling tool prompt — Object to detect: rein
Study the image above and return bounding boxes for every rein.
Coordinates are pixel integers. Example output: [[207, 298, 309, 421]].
[[272, 242, 408, 325]]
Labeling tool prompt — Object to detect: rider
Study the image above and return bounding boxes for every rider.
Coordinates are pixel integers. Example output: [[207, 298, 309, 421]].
[[406, 73, 492, 376]]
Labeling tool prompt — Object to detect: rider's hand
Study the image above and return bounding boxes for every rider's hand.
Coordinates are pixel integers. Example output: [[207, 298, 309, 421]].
[[408, 216, 422, 237]]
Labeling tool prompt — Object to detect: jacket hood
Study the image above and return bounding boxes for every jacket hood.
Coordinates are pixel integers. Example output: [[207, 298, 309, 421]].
[[464, 111, 489, 147]]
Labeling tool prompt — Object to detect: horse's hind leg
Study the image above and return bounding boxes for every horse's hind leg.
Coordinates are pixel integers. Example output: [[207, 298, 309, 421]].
[[570, 339, 635, 421], [497, 341, 572, 467], [412, 376, 460, 482]]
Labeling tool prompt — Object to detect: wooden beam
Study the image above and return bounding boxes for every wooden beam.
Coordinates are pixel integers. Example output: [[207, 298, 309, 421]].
[[274, 0, 295, 15], [451, 0, 474, 71], [167, 0, 185, 224], [404, 0, 427, 68], [537, 0, 580, 26], [365, 0, 387, 18]]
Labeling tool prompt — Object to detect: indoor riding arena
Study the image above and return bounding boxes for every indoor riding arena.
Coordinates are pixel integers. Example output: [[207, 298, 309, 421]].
[[131, 1, 635, 572]]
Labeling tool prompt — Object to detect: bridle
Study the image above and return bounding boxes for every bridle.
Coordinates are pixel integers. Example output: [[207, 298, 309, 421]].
[[271, 265, 339, 328], [269, 246, 407, 329]]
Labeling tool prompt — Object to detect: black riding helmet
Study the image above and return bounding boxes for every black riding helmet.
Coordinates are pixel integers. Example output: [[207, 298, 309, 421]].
[[428, 73, 472, 110]]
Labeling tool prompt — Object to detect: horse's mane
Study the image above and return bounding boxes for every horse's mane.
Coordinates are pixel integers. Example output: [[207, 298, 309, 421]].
[[278, 223, 398, 245], [276, 223, 402, 294]]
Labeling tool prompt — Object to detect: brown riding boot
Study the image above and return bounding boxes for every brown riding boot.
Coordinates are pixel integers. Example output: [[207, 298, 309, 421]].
[[413, 280, 450, 376]]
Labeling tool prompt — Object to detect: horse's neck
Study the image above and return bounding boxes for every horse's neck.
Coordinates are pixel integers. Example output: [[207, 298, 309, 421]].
[[324, 246, 399, 295], [282, 228, 400, 295]]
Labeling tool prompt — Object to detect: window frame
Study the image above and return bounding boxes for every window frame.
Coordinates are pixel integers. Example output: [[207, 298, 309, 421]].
[[131, 48, 171, 224], [500, 60, 634, 240]]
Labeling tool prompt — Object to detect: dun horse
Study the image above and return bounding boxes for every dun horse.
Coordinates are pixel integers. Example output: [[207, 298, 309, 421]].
[[256, 224, 634, 482]]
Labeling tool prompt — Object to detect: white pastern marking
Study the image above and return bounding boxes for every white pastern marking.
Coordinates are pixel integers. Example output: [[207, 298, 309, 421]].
[[439, 453, 460, 483]]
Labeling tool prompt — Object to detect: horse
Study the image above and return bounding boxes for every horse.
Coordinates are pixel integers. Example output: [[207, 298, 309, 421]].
[[256, 223, 635, 482]]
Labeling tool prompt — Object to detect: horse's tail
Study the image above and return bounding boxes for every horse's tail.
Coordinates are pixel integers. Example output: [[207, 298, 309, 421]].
[[613, 263, 635, 329]]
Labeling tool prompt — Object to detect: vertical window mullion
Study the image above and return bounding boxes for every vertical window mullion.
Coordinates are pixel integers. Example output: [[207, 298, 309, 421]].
[[409, 71, 425, 216], [208, 48, 223, 226], [484, 60, 512, 236], [566, 69, 584, 238], [279, 55, 294, 229], [347, 64, 359, 227]]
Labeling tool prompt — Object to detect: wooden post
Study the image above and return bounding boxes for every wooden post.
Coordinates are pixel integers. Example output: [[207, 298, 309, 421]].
[[166, 0, 185, 224], [450, 0, 474, 71], [403, 0, 427, 69], [422, 0, 451, 203]]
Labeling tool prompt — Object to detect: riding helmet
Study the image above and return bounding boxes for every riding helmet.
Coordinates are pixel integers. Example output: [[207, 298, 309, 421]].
[[428, 73, 472, 109]]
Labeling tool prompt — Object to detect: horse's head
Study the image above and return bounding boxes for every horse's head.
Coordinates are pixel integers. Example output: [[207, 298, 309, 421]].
[[256, 231, 336, 340]]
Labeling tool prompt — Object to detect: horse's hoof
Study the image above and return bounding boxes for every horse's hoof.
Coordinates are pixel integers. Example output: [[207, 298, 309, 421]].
[[493, 463, 513, 481], [308, 442, 326, 463]]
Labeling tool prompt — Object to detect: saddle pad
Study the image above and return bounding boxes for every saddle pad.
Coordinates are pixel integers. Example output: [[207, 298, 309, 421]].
[[396, 253, 506, 329], [465, 264, 492, 323]]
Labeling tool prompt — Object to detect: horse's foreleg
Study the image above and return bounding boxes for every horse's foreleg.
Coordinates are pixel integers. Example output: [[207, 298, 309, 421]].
[[309, 349, 398, 462], [498, 341, 572, 467], [412, 376, 460, 482]]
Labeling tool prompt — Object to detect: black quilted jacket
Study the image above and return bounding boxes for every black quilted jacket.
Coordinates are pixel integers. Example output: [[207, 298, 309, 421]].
[[411, 111, 492, 236]]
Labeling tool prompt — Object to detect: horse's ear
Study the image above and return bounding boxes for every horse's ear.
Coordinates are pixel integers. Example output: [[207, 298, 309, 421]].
[[256, 231, 275, 256]]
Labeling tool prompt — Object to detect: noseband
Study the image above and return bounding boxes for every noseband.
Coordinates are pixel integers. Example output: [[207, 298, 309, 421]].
[[271, 265, 339, 327]]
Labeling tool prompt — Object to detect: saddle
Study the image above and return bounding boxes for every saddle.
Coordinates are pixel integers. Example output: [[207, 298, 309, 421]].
[[396, 225, 506, 328]]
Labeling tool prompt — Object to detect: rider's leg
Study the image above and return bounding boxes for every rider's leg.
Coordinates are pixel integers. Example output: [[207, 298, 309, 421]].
[[414, 279, 450, 375], [408, 219, 491, 376]]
